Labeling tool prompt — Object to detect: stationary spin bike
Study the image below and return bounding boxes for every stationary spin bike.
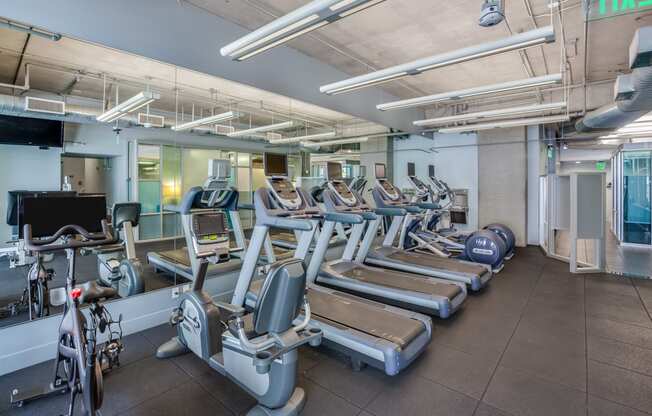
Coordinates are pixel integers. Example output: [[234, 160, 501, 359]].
[[11, 221, 124, 416], [157, 166, 322, 415]]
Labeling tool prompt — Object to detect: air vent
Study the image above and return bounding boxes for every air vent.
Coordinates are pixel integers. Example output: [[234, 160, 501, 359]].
[[267, 132, 283, 141], [215, 124, 235, 135], [614, 74, 636, 102], [25, 97, 65, 115], [138, 113, 164, 128]]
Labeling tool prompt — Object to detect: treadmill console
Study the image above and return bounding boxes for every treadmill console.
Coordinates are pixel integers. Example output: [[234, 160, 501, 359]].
[[267, 176, 302, 210], [328, 179, 357, 207], [407, 176, 431, 200], [377, 178, 400, 201], [190, 212, 231, 262]]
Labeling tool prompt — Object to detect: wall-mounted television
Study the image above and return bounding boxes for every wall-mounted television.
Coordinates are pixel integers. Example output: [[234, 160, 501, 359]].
[[0, 114, 64, 148]]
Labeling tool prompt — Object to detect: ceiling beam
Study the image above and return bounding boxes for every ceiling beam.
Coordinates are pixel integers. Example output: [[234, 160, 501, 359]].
[[0, 0, 422, 132]]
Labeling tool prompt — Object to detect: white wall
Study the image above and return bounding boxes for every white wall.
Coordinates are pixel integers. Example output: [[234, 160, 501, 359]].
[[0, 145, 62, 244], [394, 133, 479, 231]]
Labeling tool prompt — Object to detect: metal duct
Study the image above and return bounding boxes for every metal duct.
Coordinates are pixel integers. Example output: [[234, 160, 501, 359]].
[[576, 26, 652, 132]]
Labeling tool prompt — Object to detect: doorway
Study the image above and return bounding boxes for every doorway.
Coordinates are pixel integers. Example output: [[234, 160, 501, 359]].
[[61, 155, 112, 200]]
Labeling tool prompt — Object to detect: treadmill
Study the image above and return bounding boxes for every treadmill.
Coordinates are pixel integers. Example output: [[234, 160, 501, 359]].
[[361, 163, 493, 292], [313, 163, 466, 317], [147, 159, 283, 280], [244, 153, 432, 376]]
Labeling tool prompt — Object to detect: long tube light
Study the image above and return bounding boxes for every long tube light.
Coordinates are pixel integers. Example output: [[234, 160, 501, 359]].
[[414, 102, 567, 127], [220, 0, 386, 61], [631, 138, 652, 143], [437, 115, 569, 134], [171, 111, 240, 132], [302, 137, 369, 147], [377, 74, 563, 111], [97, 91, 160, 123], [227, 121, 297, 137], [269, 131, 337, 144], [320, 26, 555, 95]]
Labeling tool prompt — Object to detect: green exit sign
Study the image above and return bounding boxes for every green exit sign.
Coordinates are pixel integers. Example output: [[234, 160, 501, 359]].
[[585, 0, 652, 20], [596, 161, 606, 171]]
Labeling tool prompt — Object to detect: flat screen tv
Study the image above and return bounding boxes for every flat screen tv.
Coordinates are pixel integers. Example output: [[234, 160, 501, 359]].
[[0, 114, 64, 148]]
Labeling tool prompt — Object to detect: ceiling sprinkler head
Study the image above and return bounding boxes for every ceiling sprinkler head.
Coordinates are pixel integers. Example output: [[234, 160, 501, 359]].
[[479, 0, 505, 27]]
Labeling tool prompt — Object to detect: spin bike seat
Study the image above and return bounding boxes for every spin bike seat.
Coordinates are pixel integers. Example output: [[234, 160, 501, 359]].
[[79, 281, 117, 304]]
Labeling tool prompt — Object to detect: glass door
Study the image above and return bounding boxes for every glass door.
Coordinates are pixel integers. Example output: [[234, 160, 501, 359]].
[[623, 151, 651, 245]]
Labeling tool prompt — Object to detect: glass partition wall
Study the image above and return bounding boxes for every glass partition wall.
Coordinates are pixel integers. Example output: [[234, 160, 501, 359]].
[[135, 143, 302, 241], [613, 149, 652, 246]]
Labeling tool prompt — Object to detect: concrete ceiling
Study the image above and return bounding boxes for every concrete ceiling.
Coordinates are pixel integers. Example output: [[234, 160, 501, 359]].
[[0, 24, 385, 134], [193, 0, 651, 113]]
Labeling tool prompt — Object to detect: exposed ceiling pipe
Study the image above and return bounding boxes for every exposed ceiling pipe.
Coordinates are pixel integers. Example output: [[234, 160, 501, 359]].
[[576, 26, 652, 132]]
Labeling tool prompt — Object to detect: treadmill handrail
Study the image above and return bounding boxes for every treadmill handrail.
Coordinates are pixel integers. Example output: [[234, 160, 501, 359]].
[[375, 207, 407, 217], [324, 212, 364, 225]]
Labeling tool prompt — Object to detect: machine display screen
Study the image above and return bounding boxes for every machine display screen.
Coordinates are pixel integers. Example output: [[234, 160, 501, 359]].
[[428, 165, 435, 177], [375, 163, 386, 179], [332, 181, 354, 199], [327, 162, 343, 180], [20, 196, 106, 238], [407, 163, 415, 177], [192, 213, 228, 239], [264, 153, 288, 177]]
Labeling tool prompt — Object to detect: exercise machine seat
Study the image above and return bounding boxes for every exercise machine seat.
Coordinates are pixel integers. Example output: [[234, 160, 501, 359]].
[[253, 258, 306, 335], [79, 281, 117, 304]]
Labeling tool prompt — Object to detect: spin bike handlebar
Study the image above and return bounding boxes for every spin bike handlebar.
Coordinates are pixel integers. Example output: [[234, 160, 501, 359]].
[[23, 221, 116, 253]]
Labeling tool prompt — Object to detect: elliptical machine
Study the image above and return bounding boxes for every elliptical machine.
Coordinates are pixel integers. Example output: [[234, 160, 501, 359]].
[[11, 202, 123, 416], [157, 160, 322, 416], [373, 164, 507, 272], [83, 203, 145, 297], [424, 173, 516, 260]]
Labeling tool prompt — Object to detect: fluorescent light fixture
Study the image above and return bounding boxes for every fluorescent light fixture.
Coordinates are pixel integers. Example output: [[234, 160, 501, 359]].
[[601, 139, 622, 145], [171, 111, 239, 132], [321, 26, 555, 95], [575, 161, 582, 164], [631, 137, 652, 143], [414, 102, 567, 127], [302, 137, 369, 147], [437, 115, 569, 134], [97, 91, 160, 123], [378, 74, 563, 111], [220, 0, 386, 61], [227, 121, 297, 137], [269, 131, 337, 144]]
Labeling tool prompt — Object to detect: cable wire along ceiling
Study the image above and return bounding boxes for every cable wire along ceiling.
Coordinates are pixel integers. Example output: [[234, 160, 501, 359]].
[[320, 26, 555, 95], [220, 0, 386, 61]]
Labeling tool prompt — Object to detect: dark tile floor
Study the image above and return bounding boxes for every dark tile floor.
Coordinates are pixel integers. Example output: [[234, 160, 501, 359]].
[[2, 247, 652, 415]]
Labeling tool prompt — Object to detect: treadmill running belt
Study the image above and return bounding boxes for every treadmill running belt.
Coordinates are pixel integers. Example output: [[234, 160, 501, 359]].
[[158, 249, 191, 267], [333, 263, 463, 299], [376, 247, 488, 275], [249, 281, 424, 348]]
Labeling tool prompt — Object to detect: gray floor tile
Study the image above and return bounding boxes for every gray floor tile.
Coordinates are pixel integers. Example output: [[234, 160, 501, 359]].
[[586, 301, 652, 329], [586, 276, 638, 297], [435, 310, 518, 357], [411, 343, 499, 400], [304, 357, 388, 408], [119, 381, 233, 416], [299, 376, 361, 416], [501, 338, 586, 391], [139, 324, 178, 348], [520, 297, 586, 334], [483, 366, 586, 416], [588, 317, 652, 349], [588, 336, 652, 376], [365, 374, 478, 416], [298, 346, 326, 373], [118, 333, 156, 367], [588, 395, 651, 416], [511, 319, 586, 356], [194, 369, 257, 415], [170, 351, 212, 378], [100, 356, 191, 415], [588, 360, 652, 414], [474, 402, 515, 416]]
